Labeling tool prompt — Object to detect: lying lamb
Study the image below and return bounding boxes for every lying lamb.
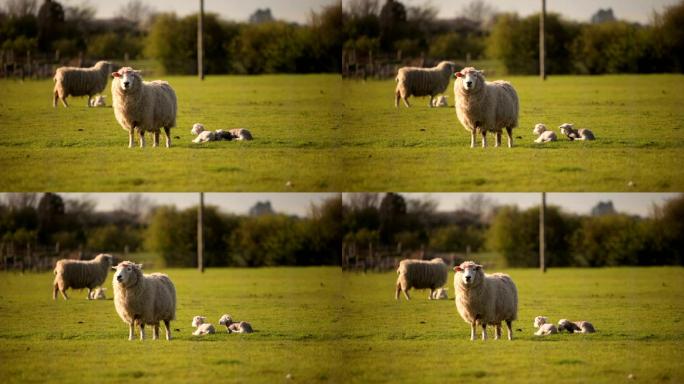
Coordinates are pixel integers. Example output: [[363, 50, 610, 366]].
[[90, 95, 106, 107], [559, 123, 595, 141], [533, 123, 557, 143], [430, 287, 449, 300], [218, 314, 254, 334], [558, 319, 596, 333], [191, 316, 216, 336], [431, 95, 449, 108], [191, 123, 253, 143], [533, 316, 558, 336], [88, 287, 107, 300]]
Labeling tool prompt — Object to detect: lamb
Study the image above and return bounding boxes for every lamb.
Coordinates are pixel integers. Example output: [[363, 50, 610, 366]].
[[191, 316, 216, 336], [453, 261, 518, 340], [112, 261, 176, 341], [395, 61, 456, 108], [218, 314, 254, 334], [190, 124, 253, 143], [191, 123, 205, 136], [88, 287, 107, 300], [533, 316, 558, 336], [432, 95, 449, 108], [90, 95, 106, 107], [533, 123, 557, 143], [559, 123, 595, 141], [192, 130, 216, 143], [430, 287, 449, 300], [558, 319, 596, 333], [454, 67, 519, 148], [53, 253, 113, 300], [111, 67, 177, 148], [228, 128, 253, 141], [395, 258, 448, 301], [53, 60, 112, 108]]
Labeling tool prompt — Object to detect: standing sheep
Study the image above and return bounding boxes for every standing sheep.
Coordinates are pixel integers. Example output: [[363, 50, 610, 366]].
[[218, 314, 254, 334], [454, 67, 519, 148], [53, 253, 113, 300], [395, 61, 456, 108], [112, 261, 176, 341], [533, 123, 557, 143], [395, 258, 448, 301], [111, 67, 177, 148], [559, 123, 595, 141], [453, 261, 518, 341], [53, 61, 112, 108]]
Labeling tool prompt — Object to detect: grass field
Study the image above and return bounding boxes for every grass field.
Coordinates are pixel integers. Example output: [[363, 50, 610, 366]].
[[1, 267, 682, 383], [0, 75, 342, 191], [341, 74, 684, 191]]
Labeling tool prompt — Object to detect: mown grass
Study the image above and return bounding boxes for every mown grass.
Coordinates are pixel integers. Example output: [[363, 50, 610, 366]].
[[0, 266, 682, 383], [0, 75, 342, 191], [340, 74, 684, 191]]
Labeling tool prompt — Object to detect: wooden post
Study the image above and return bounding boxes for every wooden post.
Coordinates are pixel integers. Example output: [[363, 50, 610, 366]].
[[540, 0, 546, 80], [197, 192, 204, 273], [197, 0, 204, 80], [540, 192, 546, 273]]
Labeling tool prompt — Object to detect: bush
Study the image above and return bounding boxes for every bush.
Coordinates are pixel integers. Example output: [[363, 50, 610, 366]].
[[87, 32, 142, 60]]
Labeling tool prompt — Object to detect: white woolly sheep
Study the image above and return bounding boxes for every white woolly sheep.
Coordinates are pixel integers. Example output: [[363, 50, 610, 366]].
[[53, 253, 113, 300], [111, 67, 177, 148], [191, 316, 216, 336], [192, 130, 216, 143], [533, 123, 557, 143], [453, 261, 518, 340], [558, 319, 596, 333], [430, 287, 449, 300], [112, 261, 176, 341], [559, 123, 595, 141], [454, 67, 519, 148], [395, 258, 448, 301], [218, 314, 254, 334], [88, 287, 107, 300], [53, 60, 112, 108], [535, 323, 558, 336], [395, 61, 456, 108], [90, 95, 106, 107], [432, 95, 449, 108]]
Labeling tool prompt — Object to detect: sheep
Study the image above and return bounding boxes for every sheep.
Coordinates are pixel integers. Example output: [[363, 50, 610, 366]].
[[228, 128, 253, 141], [395, 258, 448, 301], [191, 316, 216, 336], [218, 314, 254, 334], [90, 95, 106, 107], [191, 127, 253, 143], [191, 123, 205, 136], [533, 316, 558, 336], [112, 261, 176, 341], [192, 130, 216, 144], [53, 253, 113, 300], [111, 67, 177, 148], [432, 95, 449, 108], [430, 287, 449, 300], [533, 123, 557, 143], [453, 261, 518, 341], [454, 67, 519, 148], [53, 60, 112, 108], [559, 123, 595, 141], [88, 287, 107, 300], [395, 61, 456, 108], [558, 319, 596, 333]]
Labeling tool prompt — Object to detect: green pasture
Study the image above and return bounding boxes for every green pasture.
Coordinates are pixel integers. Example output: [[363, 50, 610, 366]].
[[1, 266, 682, 383], [0, 74, 342, 191], [341, 74, 684, 191]]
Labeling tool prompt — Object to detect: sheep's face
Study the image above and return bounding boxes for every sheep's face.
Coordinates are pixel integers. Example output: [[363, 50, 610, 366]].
[[533, 124, 547, 135], [192, 316, 206, 327], [191, 123, 205, 136], [454, 261, 483, 287], [112, 261, 141, 287], [455, 68, 484, 92], [218, 314, 233, 326], [534, 316, 548, 328], [559, 123, 574, 135], [112, 67, 142, 92]]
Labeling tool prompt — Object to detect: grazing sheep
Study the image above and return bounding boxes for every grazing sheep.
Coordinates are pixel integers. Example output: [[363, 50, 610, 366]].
[[218, 314, 254, 334], [112, 261, 176, 341], [90, 95, 106, 107], [533, 123, 557, 143], [430, 287, 449, 300], [454, 67, 519, 148], [53, 60, 112, 108], [559, 123, 595, 141], [191, 316, 216, 336], [53, 253, 113, 300], [453, 261, 518, 340], [432, 95, 449, 108], [88, 287, 107, 300], [191, 123, 205, 135], [395, 258, 449, 301], [558, 319, 596, 333], [395, 61, 456, 108], [111, 67, 177, 148]]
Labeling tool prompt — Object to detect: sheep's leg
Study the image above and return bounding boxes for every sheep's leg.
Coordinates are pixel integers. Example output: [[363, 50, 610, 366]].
[[506, 127, 513, 148], [61, 96, 68, 108], [138, 129, 145, 148], [395, 282, 402, 300], [53, 91, 59, 108], [139, 322, 145, 341], [164, 320, 172, 340], [53, 283, 59, 300], [153, 323, 159, 340], [495, 131, 501, 147], [481, 323, 488, 340], [403, 96, 410, 108], [164, 127, 171, 148], [481, 130, 487, 148], [470, 130, 476, 148], [153, 131, 160, 147], [403, 287, 411, 301], [128, 322, 135, 340], [494, 324, 502, 340], [86, 95, 92, 107], [429, 288, 435, 300], [506, 320, 513, 340], [128, 130, 134, 148], [428, 95, 434, 108], [86, 287, 93, 300], [60, 288, 69, 300], [395, 90, 400, 108], [470, 322, 477, 341]]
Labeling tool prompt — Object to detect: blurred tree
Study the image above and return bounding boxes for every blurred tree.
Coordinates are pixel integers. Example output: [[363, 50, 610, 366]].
[[378, 192, 406, 246], [36, 0, 64, 52], [378, 0, 407, 51], [116, 0, 155, 30], [572, 214, 644, 266], [36, 193, 64, 245], [460, 0, 496, 28]]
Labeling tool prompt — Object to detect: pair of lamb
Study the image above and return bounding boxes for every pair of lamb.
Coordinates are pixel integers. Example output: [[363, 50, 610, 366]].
[[533, 123, 596, 143], [190, 123, 253, 143], [191, 314, 254, 336], [533, 316, 596, 336]]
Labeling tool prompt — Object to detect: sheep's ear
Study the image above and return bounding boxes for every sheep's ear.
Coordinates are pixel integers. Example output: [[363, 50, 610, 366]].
[[453, 266, 462, 272], [475, 265, 482, 270], [455, 72, 463, 78], [111, 266, 117, 270], [112, 72, 121, 78]]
